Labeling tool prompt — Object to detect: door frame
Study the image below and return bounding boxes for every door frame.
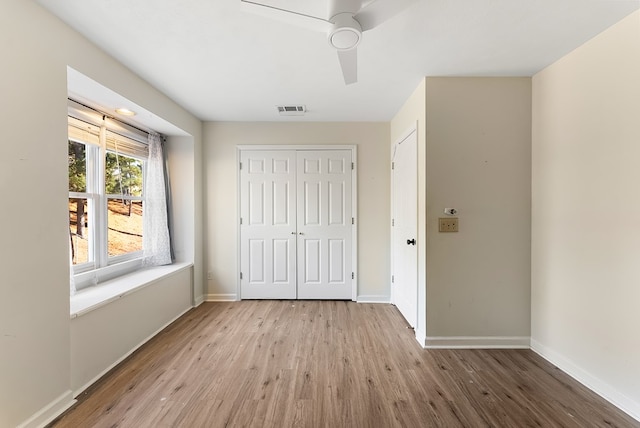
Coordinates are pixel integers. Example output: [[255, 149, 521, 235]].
[[236, 145, 358, 301]]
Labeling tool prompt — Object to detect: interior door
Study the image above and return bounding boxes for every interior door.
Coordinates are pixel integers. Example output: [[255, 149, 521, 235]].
[[240, 150, 297, 299], [296, 150, 353, 299], [392, 130, 418, 327]]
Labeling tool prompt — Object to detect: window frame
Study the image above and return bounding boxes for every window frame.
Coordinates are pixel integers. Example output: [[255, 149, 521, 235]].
[[68, 138, 98, 274], [68, 103, 149, 290]]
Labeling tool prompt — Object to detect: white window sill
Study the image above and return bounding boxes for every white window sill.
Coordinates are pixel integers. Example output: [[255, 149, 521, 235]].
[[70, 262, 192, 318]]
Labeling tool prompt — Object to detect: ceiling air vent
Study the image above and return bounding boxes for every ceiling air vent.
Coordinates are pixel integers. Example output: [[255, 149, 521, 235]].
[[276, 105, 306, 116]]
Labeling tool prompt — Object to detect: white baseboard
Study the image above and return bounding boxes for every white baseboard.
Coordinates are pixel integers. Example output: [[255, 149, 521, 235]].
[[206, 294, 386, 303], [531, 339, 640, 422], [205, 294, 389, 303], [16, 390, 75, 428], [356, 295, 390, 303], [72, 305, 192, 397], [425, 336, 531, 349], [206, 293, 238, 302]]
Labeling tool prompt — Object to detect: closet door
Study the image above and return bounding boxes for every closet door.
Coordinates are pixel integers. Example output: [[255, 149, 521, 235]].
[[240, 151, 297, 299], [296, 150, 352, 299]]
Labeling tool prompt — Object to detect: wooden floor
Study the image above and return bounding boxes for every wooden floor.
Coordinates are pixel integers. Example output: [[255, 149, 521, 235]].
[[50, 301, 639, 428]]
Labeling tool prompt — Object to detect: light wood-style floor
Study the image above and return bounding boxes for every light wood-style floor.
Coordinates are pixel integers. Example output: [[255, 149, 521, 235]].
[[50, 301, 639, 427]]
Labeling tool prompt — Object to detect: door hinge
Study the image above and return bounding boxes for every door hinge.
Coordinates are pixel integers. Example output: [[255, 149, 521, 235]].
[[392, 275, 394, 284], [392, 162, 395, 170], [351, 162, 354, 170], [240, 217, 243, 225], [239, 162, 243, 170], [351, 217, 354, 225], [240, 272, 243, 280], [392, 219, 395, 227], [351, 272, 355, 280]]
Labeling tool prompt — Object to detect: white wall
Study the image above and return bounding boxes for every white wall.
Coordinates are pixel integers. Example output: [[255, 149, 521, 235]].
[[71, 268, 192, 394], [390, 78, 531, 347], [532, 11, 640, 419], [166, 136, 205, 303], [0, 1, 202, 426], [204, 122, 390, 302], [425, 78, 532, 345], [0, 4, 71, 425]]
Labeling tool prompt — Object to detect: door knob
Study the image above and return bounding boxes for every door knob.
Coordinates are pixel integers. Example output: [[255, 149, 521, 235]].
[[299, 232, 304, 235], [291, 232, 296, 235], [407, 239, 416, 245]]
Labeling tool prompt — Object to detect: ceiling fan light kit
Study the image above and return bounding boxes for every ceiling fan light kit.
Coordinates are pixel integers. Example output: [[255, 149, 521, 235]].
[[240, 0, 417, 84], [328, 13, 362, 50]]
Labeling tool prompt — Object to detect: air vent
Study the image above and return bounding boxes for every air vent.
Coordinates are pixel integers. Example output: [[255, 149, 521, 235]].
[[276, 105, 306, 116]]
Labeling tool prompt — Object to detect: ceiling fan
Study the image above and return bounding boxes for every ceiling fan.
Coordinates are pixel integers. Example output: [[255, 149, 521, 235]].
[[240, 0, 418, 85]]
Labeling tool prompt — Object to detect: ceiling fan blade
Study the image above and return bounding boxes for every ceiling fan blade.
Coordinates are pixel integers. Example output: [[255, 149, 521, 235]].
[[337, 49, 358, 85], [354, 0, 418, 31], [240, 0, 331, 32]]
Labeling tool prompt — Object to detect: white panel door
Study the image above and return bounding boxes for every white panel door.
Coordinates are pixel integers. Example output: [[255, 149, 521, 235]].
[[392, 130, 418, 327], [240, 150, 297, 299], [297, 150, 352, 299]]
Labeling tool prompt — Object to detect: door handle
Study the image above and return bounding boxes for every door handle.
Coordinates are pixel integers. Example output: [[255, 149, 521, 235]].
[[407, 239, 416, 245]]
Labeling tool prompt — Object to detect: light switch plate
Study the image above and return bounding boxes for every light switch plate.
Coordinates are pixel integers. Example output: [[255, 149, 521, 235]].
[[439, 217, 458, 232]]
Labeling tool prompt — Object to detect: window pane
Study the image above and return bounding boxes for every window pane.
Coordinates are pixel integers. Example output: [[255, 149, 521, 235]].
[[68, 141, 87, 192], [107, 198, 143, 257], [105, 152, 143, 197], [69, 198, 90, 265]]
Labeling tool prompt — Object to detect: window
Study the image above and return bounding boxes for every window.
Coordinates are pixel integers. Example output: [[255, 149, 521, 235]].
[[68, 101, 150, 288], [105, 149, 144, 258]]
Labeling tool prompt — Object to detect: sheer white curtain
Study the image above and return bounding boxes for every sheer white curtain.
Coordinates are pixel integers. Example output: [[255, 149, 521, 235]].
[[69, 227, 76, 296], [143, 132, 172, 266]]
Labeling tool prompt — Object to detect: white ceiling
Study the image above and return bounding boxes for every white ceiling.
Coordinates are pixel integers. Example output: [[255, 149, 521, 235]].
[[38, 0, 639, 122]]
